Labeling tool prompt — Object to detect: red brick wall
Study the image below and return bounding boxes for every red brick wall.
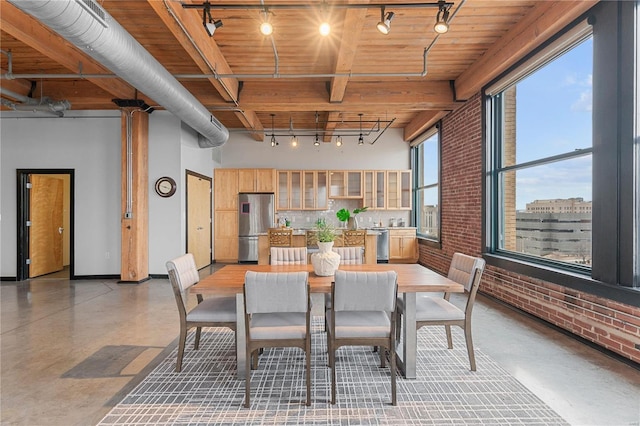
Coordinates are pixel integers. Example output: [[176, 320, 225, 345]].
[[418, 93, 640, 364]]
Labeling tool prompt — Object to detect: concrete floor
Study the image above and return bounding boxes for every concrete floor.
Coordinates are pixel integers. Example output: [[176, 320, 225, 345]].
[[1, 265, 639, 426]]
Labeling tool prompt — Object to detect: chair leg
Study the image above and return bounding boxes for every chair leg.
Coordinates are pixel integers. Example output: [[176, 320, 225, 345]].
[[330, 346, 337, 405], [176, 326, 187, 372], [245, 346, 251, 408], [379, 347, 386, 368], [306, 339, 311, 406], [463, 325, 477, 371], [445, 325, 453, 349], [395, 310, 402, 342], [389, 343, 397, 406], [194, 326, 202, 350]]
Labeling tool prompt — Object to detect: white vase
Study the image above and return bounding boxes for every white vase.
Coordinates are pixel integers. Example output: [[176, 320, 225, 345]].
[[311, 241, 341, 276]]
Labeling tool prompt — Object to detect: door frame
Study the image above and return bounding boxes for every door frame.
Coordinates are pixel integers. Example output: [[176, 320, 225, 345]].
[[16, 169, 75, 281], [185, 170, 212, 267]]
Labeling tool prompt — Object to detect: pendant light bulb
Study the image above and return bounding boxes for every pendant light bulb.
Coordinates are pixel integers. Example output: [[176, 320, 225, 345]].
[[314, 134, 320, 146], [291, 135, 298, 147], [336, 136, 343, 147], [260, 21, 273, 36], [319, 21, 331, 36]]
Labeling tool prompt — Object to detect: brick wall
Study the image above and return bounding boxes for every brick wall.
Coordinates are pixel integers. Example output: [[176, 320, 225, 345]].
[[418, 93, 640, 365]]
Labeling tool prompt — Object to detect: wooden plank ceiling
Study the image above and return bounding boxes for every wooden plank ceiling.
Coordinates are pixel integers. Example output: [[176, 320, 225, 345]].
[[0, 0, 596, 143]]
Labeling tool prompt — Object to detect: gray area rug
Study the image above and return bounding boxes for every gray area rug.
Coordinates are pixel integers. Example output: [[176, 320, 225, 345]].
[[99, 318, 567, 425]]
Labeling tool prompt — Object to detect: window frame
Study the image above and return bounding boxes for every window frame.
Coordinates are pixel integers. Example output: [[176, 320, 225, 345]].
[[482, 1, 640, 306], [411, 124, 441, 244]]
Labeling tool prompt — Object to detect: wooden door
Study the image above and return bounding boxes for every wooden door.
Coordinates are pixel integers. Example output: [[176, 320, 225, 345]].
[[29, 175, 63, 277], [187, 173, 211, 269]]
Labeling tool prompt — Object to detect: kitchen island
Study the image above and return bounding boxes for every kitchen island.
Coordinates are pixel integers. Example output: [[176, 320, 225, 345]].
[[257, 229, 378, 264]]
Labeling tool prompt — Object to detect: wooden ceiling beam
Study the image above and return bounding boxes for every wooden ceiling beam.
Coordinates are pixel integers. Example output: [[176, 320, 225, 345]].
[[455, 0, 598, 100], [322, 111, 342, 142], [1, 2, 136, 100], [236, 80, 454, 111], [403, 110, 451, 142]]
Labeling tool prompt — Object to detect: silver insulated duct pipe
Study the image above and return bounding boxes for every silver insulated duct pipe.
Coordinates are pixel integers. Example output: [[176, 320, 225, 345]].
[[8, 0, 229, 148]]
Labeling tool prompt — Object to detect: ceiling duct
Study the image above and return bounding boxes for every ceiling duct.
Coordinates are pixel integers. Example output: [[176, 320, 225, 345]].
[[7, 0, 228, 148]]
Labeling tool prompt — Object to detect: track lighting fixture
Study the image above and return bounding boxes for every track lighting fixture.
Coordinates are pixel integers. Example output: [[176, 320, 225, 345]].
[[269, 114, 278, 147], [358, 113, 364, 145], [260, 9, 273, 36], [336, 136, 343, 147], [376, 8, 395, 35], [314, 134, 320, 146], [319, 1, 331, 36], [434, 0, 450, 34], [202, 1, 223, 37], [291, 135, 298, 147]]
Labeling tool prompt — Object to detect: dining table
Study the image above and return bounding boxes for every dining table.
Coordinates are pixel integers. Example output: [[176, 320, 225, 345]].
[[191, 263, 464, 379]]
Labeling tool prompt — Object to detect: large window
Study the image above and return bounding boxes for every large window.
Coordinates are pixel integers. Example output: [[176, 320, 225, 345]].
[[412, 126, 440, 241], [485, 1, 639, 298], [487, 32, 593, 271]]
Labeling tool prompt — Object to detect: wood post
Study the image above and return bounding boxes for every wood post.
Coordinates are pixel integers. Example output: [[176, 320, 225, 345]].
[[120, 109, 149, 282]]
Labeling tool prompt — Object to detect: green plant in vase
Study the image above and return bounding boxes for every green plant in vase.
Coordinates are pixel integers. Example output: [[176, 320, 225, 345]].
[[336, 207, 368, 229], [315, 218, 335, 242], [336, 208, 351, 228]]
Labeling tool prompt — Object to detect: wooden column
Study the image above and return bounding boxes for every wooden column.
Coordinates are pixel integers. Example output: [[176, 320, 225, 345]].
[[120, 110, 149, 282]]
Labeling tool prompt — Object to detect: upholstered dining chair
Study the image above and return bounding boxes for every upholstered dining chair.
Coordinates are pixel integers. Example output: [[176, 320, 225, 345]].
[[332, 246, 364, 264], [270, 247, 308, 265], [268, 227, 293, 247], [243, 271, 311, 407], [166, 253, 236, 372], [396, 252, 486, 371], [327, 270, 398, 405]]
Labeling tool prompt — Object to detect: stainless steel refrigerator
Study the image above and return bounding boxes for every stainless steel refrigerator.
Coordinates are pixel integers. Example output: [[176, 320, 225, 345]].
[[238, 193, 275, 262]]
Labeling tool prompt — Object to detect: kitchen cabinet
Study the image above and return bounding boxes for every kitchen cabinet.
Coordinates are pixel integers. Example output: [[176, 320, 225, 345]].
[[277, 170, 302, 210], [363, 170, 387, 210], [214, 168, 239, 210], [386, 170, 412, 210], [329, 170, 362, 198], [238, 168, 276, 193], [303, 170, 328, 210], [389, 228, 418, 263], [214, 210, 238, 262]]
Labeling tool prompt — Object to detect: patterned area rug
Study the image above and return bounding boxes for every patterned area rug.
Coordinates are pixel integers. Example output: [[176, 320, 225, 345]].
[[99, 318, 567, 425]]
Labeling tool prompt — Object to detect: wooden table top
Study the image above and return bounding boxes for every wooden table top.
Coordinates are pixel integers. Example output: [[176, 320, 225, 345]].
[[192, 263, 463, 296]]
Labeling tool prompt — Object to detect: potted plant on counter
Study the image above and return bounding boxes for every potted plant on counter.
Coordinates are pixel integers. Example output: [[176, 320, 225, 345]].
[[336, 207, 368, 230]]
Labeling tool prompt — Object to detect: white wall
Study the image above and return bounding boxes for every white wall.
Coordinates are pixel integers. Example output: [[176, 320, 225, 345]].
[[218, 128, 410, 169]]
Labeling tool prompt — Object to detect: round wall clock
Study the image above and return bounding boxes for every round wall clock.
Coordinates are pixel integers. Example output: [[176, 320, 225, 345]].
[[155, 176, 176, 197]]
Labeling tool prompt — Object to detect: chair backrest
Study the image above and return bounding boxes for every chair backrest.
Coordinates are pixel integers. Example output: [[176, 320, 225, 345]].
[[270, 247, 308, 265], [332, 246, 364, 264], [333, 270, 397, 312], [447, 252, 486, 292], [268, 227, 293, 247], [343, 230, 366, 247], [305, 230, 318, 248], [166, 253, 200, 292], [244, 271, 309, 314]]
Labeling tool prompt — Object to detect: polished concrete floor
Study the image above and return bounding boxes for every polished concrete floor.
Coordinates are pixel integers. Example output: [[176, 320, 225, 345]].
[[1, 265, 639, 426]]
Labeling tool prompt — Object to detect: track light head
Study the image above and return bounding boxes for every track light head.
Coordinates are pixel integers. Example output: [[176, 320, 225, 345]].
[[434, 1, 450, 34], [291, 135, 298, 147], [270, 135, 278, 147], [202, 2, 223, 37], [205, 19, 223, 36], [314, 134, 320, 146], [377, 10, 394, 35], [336, 136, 343, 147], [319, 21, 331, 36], [260, 21, 273, 36], [358, 134, 364, 145]]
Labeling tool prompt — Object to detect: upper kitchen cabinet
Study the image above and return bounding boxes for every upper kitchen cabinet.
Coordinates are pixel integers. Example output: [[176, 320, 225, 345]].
[[303, 171, 328, 210], [386, 170, 412, 210], [214, 168, 239, 210], [277, 170, 302, 210], [363, 171, 387, 210], [238, 168, 276, 193], [329, 171, 362, 198]]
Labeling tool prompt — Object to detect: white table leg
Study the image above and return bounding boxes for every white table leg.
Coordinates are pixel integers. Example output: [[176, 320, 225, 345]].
[[235, 293, 246, 380], [397, 292, 417, 379]]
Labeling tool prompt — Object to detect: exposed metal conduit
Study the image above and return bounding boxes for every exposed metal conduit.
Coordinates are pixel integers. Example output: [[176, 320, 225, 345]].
[[6, 0, 228, 148]]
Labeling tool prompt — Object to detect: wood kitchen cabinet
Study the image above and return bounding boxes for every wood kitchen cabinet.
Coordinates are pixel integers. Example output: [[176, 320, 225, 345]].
[[238, 168, 276, 193], [363, 170, 387, 210], [329, 170, 362, 198], [214, 168, 239, 210], [277, 170, 302, 210], [302, 170, 328, 210], [389, 228, 418, 263], [386, 170, 412, 210], [214, 210, 238, 262]]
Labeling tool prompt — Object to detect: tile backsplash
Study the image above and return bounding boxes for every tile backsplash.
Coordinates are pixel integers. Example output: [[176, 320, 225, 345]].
[[276, 199, 410, 229]]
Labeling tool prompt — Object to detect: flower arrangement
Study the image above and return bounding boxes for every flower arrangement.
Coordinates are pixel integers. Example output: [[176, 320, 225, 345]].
[[315, 218, 335, 242]]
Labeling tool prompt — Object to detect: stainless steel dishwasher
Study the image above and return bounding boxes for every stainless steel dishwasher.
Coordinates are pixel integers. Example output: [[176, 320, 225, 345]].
[[376, 228, 389, 263]]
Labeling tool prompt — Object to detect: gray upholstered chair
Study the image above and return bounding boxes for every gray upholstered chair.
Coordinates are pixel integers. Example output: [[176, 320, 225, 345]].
[[396, 252, 485, 371], [327, 270, 398, 405], [243, 271, 311, 407], [332, 246, 364, 264], [270, 247, 308, 265], [166, 253, 236, 372]]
